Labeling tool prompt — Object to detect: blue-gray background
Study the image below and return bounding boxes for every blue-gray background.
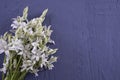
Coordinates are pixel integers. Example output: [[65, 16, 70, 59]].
[[0, 0, 120, 80]]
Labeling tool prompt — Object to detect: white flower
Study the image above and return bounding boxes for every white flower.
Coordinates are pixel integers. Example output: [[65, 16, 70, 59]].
[[0, 39, 8, 54], [25, 44, 31, 50], [46, 56, 57, 70], [32, 69, 39, 76], [27, 28, 33, 35], [11, 20, 19, 29], [31, 54, 40, 61], [40, 54, 48, 68], [49, 39, 55, 44], [47, 64, 54, 70], [23, 27, 33, 35], [31, 41, 39, 47], [0, 7, 58, 78], [9, 38, 24, 52], [31, 46, 37, 54], [30, 18, 38, 25], [18, 51, 23, 55], [0, 39, 11, 74], [21, 58, 36, 72], [11, 20, 26, 29]]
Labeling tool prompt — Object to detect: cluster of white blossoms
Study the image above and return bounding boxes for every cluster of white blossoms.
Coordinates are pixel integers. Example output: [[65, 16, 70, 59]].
[[0, 7, 58, 78]]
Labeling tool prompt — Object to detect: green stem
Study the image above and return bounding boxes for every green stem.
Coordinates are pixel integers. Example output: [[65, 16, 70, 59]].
[[10, 56, 22, 80], [2, 54, 6, 80], [2, 72, 5, 80], [9, 56, 13, 79], [18, 71, 27, 80]]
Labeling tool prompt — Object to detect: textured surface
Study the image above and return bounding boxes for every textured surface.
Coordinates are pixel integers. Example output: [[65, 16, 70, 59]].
[[0, 0, 120, 80]]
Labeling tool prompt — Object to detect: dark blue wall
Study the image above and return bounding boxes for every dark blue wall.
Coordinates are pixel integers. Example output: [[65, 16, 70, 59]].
[[0, 0, 120, 80]]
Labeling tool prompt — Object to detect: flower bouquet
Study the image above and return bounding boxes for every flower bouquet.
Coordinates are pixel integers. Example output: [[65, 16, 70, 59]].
[[0, 7, 58, 80]]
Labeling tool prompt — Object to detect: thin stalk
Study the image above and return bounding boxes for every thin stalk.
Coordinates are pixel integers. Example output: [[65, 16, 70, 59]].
[[2, 54, 6, 80], [11, 56, 22, 80], [18, 71, 27, 80]]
